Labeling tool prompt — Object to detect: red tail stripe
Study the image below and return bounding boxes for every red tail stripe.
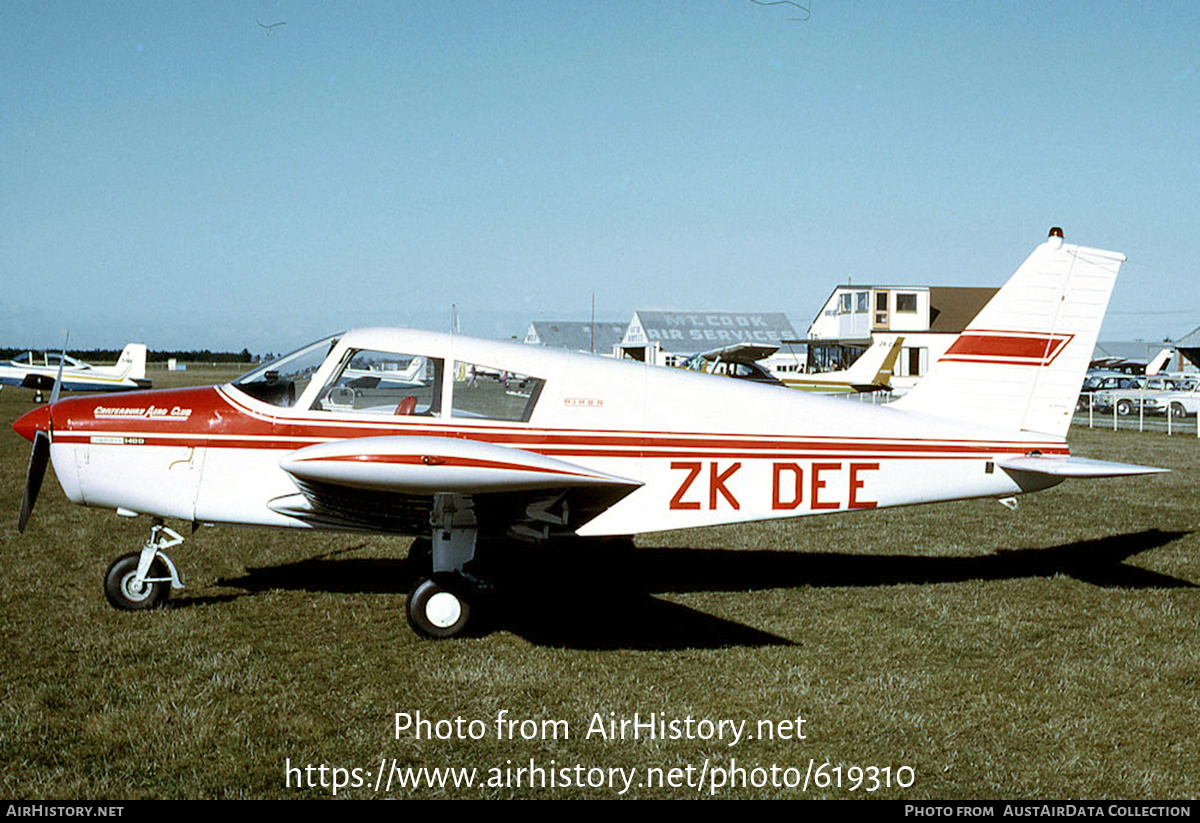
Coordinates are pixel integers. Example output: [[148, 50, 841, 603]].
[[941, 331, 1072, 365]]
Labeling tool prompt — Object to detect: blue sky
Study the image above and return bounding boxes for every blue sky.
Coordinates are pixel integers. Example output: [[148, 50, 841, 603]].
[[3, 1, 1198, 352]]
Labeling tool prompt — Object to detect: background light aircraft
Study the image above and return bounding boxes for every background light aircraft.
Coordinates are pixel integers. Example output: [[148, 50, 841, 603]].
[[1088, 348, 1174, 376], [13, 230, 1164, 639], [0, 344, 150, 397], [340, 353, 427, 389], [682, 337, 903, 394], [777, 336, 904, 394], [680, 343, 788, 385]]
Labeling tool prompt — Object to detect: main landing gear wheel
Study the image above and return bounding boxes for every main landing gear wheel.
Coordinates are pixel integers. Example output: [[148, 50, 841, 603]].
[[407, 576, 472, 639], [104, 553, 170, 610]]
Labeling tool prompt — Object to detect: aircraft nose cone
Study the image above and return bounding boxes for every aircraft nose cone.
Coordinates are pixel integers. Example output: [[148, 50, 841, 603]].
[[13, 404, 52, 443]]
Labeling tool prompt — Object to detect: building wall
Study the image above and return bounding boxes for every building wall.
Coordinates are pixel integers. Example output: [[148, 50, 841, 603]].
[[809, 287, 931, 341]]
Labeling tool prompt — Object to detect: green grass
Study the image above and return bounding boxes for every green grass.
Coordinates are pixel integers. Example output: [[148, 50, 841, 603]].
[[1, 375, 1197, 799]]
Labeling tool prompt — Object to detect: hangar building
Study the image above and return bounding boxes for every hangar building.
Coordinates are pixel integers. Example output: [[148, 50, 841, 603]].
[[616, 311, 801, 368], [523, 321, 628, 355], [1170, 326, 1200, 372]]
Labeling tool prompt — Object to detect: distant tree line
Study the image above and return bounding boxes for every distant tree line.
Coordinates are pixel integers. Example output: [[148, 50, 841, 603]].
[[0, 347, 257, 363], [147, 348, 256, 364]]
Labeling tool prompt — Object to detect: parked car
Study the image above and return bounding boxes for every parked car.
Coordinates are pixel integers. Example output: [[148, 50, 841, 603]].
[[1087, 375, 1195, 416], [1076, 372, 1142, 412], [1158, 377, 1200, 418]]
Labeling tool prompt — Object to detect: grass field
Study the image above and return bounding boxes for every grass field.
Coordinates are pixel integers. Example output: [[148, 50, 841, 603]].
[[1, 369, 1197, 799]]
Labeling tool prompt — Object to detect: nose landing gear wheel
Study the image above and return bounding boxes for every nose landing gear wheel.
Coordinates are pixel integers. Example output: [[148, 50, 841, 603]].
[[407, 576, 472, 639], [104, 553, 170, 610]]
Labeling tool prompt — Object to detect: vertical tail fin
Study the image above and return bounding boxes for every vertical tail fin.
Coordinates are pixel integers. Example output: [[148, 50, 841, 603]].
[[843, 335, 904, 389], [1145, 348, 1173, 376], [890, 230, 1125, 439], [779, 336, 904, 393], [117, 343, 148, 380]]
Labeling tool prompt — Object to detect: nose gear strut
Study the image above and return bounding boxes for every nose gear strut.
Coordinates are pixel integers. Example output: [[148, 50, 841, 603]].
[[103, 520, 186, 610]]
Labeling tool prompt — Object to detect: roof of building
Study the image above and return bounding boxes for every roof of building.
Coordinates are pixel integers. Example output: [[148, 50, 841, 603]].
[[1172, 326, 1200, 347], [1092, 341, 1171, 360], [524, 321, 627, 354], [927, 287, 998, 333]]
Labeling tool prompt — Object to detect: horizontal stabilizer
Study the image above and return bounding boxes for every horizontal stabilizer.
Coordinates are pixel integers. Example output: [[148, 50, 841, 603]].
[[997, 455, 1168, 478]]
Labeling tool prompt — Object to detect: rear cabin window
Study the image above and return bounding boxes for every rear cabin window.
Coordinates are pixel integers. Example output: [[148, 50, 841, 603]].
[[451, 362, 543, 422]]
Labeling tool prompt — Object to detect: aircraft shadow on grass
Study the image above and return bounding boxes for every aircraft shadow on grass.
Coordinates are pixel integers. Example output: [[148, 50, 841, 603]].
[[195, 528, 1193, 651]]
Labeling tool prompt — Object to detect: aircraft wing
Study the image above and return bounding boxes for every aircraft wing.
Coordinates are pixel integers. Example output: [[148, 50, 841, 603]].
[[996, 455, 1168, 478], [695, 342, 780, 364], [271, 435, 643, 538]]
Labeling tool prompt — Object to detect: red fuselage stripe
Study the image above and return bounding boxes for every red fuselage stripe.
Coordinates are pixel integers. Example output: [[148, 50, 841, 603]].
[[56, 432, 1068, 460], [50, 385, 1070, 460]]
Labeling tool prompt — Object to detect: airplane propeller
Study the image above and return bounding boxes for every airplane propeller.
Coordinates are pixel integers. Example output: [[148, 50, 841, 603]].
[[16, 335, 66, 532], [17, 430, 50, 533]]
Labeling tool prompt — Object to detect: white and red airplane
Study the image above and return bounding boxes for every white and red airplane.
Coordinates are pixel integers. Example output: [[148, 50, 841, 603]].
[[13, 229, 1164, 638]]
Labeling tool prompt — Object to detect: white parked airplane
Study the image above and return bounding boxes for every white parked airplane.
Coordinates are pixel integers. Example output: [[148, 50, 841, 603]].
[[13, 230, 1163, 638], [0, 344, 150, 395]]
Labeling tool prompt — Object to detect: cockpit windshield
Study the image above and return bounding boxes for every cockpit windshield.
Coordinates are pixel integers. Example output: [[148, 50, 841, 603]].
[[232, 334, 341, 408]]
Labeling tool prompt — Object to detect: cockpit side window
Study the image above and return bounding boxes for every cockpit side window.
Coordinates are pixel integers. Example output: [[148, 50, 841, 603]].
[[450, 362, 543, 422], [313, 349, 444, 417]]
